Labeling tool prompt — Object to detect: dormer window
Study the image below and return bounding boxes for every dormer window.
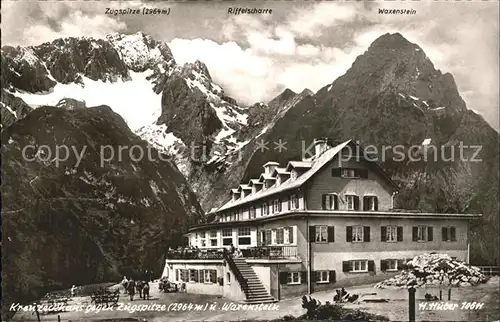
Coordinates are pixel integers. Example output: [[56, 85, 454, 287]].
[[363, 196, 378, 211], [346, 195, 360, 211]]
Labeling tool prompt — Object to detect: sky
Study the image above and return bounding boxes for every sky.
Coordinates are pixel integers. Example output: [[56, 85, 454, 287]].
[[2, 0, 499, 131]]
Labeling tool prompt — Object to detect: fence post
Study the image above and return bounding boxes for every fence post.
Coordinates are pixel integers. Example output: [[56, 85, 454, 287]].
[[408, 287, 416, 322]]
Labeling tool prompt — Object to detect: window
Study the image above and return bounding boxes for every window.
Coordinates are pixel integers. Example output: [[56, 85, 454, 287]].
[[227, 272, 231, 285], [315, 226, 328, 243], [249, 206, 256, 219], [386, 259, 398, 271], [346, 195, 359, 210], [273, 199, 282, 213], [189, 269, 198, 282], [180, 269, 189, 282], [289, 194, 299, 210], [384, 226, 397, 242], [201, 239, 206, 247], [316, 271, 329, 283], [333, 168, 368, 178], [342, 168, 358, 178], [322, 194, 339, 210], [210, 230, 218, 247], [265, 230, 272, 245], [238, 228, 251, 245], [413, 226, 433, 242], [310, 226, 334, 243], [276, 228, 284, 244], [238, 228, 250, 236], [352, 260, 368, 272], [175, 269, 180, 282], [203, 269, 216, 283], [442, 226, 457, 242], [222, 228, 233, 246], [287, 272, 301, 285], [261, 203, 269, 216], [352, 226, 364, 242], [284, 227, 294, 244], [363, 196, 378, 211]]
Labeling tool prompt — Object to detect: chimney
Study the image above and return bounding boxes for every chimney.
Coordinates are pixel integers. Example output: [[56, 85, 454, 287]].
[[313, 138, 328, 157], [263, 161, 279, 175]]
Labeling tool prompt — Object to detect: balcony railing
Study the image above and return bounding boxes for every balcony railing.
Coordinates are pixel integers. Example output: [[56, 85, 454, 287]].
[[241, 246, 298, 259], [165, 248, 225, 260]]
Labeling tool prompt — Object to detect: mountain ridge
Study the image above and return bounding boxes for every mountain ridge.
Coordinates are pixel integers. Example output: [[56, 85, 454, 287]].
[[2, 32, 498, 270]]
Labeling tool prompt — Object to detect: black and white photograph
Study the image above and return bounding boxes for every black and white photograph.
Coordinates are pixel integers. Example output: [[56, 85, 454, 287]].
[[1, 1, 499, 321]]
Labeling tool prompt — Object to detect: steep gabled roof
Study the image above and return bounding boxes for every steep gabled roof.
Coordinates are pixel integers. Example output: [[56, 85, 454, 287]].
[[214, 140, 352, 213]]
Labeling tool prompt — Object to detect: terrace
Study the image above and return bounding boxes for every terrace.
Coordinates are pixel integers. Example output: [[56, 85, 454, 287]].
[[165, 245, 299, 260]]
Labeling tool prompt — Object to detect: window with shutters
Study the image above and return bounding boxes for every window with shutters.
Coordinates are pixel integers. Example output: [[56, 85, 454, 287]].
[[352, 260, 368, 272], [287, 272, 301, 284], [364, 196, 378, 211], [276, 228, 284, 244], [346, 195, 359, 210], [284, 227, 294, 244], [273, 199, 282, 213], [341, 168, 359, 178], [316, 271, 329, 283], [352, 226, 364, 242], [315, 226, 328, 243], [262, 203, 269, 216], [442, 226, 457, 242], [386, 226, 397, 242], [322, 194, 339, 210], [416, 226, 427, 242], [386, 259, 398, 271]]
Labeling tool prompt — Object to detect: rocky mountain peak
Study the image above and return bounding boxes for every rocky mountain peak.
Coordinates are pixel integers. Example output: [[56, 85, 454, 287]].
[[369, 32, 416, 51], [106, 32, 175, 72], [300, 88, 314, 97]]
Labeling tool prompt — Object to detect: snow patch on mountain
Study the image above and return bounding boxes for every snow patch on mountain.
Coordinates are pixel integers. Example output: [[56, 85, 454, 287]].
[[106, 32, 173, 72], [13, 70, 161, 131]]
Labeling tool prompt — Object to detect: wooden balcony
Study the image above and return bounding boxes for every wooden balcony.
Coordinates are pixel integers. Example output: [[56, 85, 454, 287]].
[[165, 248, 224, 260], [241, 246, 298, 259], [165, 246, 299, 261]]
